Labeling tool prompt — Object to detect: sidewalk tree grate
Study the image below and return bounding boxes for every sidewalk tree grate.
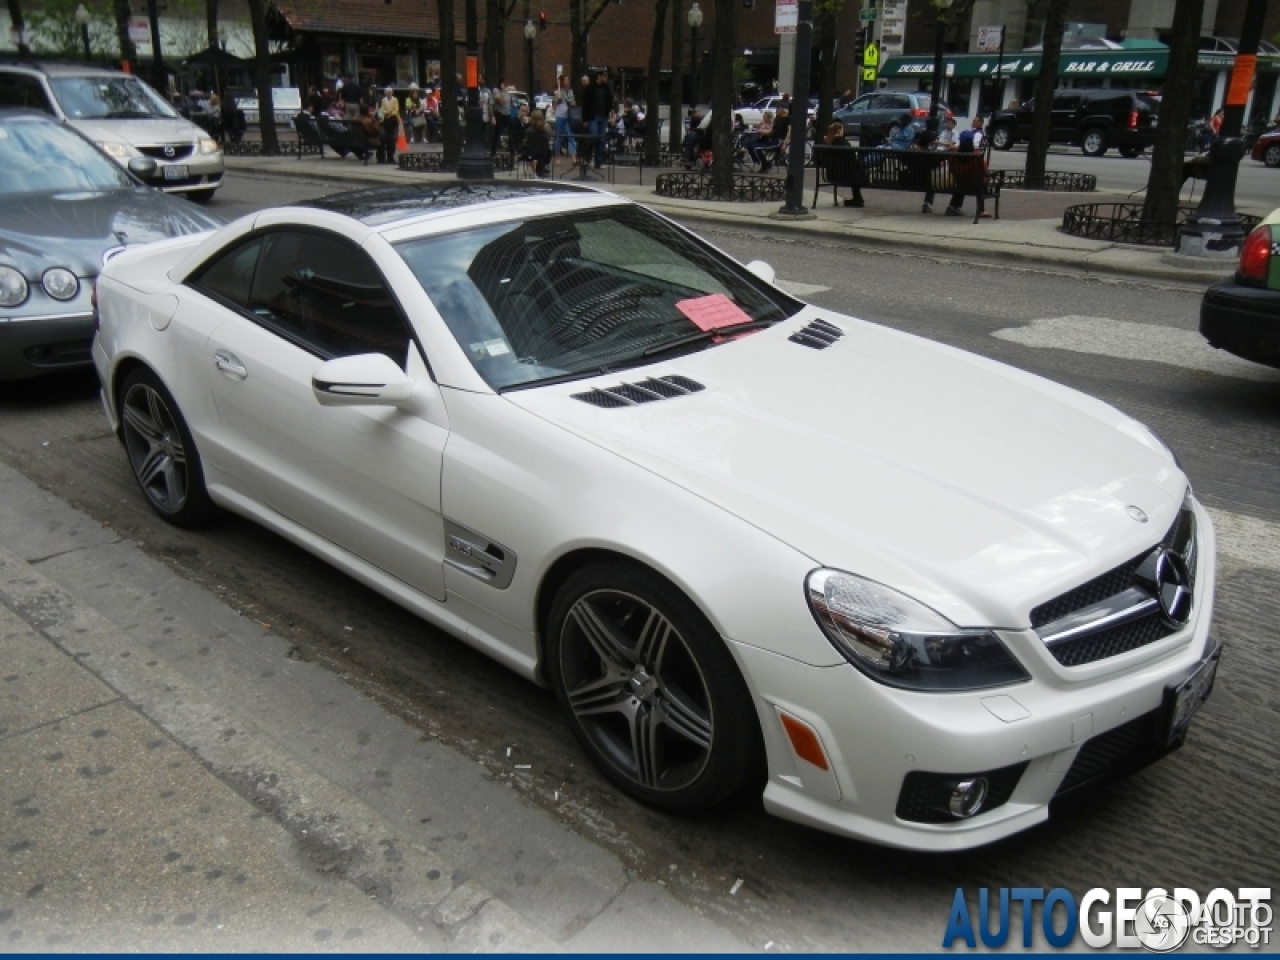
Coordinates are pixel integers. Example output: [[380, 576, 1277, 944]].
[[655, 171, 788, 202], [1062, 202, 1262, 248], [1001, 171, 1097, 192], [399, 152, 514, 174], [223, 141, 323, 158]]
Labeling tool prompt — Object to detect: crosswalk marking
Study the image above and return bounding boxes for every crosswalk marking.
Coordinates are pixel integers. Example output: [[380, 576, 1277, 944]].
[[776, 280, 832, 298], [992, 315, 1280, 383], [1207, 507, 1280, 573]]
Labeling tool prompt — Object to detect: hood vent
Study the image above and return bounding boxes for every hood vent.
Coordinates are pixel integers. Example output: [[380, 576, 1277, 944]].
[[572, 375, 705, 408], [789, 319, 844, 350]]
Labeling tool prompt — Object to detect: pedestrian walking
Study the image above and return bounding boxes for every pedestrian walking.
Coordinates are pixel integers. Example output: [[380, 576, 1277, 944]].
[[552, 75, 577, 159], [492, 79, 511, 154], [586, 70, 614, 168]]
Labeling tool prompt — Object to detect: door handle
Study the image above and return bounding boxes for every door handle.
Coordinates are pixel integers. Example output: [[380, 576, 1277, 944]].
[[213, 351, 248, 379]]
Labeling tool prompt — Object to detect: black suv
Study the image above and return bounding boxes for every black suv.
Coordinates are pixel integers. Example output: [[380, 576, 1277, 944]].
[[988, 89, 1159, 157]]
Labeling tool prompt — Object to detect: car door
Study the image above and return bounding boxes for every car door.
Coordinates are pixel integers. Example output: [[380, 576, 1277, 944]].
[[1051, 92, 1082, 142], [190, 227, 449, 601], [837, 94, 873, 135], [0, 73, 55, 113]]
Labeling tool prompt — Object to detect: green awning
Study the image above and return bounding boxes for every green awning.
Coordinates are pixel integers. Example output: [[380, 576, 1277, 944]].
[[882, 49, 1278, 80]]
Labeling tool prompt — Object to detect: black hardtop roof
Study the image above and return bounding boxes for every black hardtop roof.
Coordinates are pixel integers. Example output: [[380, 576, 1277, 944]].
[[299, 182, 599, 227]]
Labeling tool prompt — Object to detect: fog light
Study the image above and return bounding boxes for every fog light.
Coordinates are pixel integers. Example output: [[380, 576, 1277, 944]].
[[948, 777, 989, 819]]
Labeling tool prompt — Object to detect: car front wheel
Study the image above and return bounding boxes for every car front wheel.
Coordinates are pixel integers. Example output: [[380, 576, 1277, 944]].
[[547, 562, 761, 812], [119, 367, 214, 527], [990, 124, 1015, 150], [1264, 144, 1280, 168], [1081, 127, 1108, 157]]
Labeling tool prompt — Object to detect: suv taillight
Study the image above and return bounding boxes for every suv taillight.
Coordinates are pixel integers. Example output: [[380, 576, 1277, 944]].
[[1129, 110, 1139, 129], [911, 107, 928, 117], [1239, 227, 1271, 283]]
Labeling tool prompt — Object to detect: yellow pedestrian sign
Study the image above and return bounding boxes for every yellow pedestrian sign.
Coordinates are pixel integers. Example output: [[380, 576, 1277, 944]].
[[863, 66, 877, 82], [863, 41, 879, 68]]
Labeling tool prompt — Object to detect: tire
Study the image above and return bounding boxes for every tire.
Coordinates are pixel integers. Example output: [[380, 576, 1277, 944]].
[[546, 561, 762, 812], [1081, 127, 1108, 157], [1265, 144, 1280, 168], [990, 124, 1015, 150], [187, 188, 218, 204], [1118, 145, 1143, 158], [119, 367, 214, 527]]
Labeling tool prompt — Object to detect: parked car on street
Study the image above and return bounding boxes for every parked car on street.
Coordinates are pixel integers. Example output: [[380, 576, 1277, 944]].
[[987, 89, 1159, 157], [0, 109, 222, 380], [1251, 128, 1280, 167], [833, 91, 942, 142], [1201, 207, 1280, 366], [0, 61, 226, 200], [95, 181, 1217, 850]]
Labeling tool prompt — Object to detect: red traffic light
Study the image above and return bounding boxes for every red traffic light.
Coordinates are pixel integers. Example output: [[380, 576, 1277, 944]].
[[539, 11, 547, 29]]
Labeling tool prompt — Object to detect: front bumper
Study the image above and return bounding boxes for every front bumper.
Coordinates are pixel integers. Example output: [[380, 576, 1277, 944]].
[[1201, 279, 1280, 367], [0, 304, 96, 380], [112, 152, 225, 195], [733, 499, 1218, 851]]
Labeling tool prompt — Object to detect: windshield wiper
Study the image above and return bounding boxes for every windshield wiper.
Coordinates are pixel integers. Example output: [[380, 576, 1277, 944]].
[[639, 319, 776, 359], [499, 366, 612, 393], [104, 110, 161, 118]]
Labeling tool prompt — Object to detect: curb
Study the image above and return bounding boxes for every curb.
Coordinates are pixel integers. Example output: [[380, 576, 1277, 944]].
[[0, 543, 559, 953], [225, 157, 1234, 286]]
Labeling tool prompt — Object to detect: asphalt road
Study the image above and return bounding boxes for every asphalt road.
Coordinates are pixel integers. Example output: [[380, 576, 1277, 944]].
[[1, 173, 1275, 951]]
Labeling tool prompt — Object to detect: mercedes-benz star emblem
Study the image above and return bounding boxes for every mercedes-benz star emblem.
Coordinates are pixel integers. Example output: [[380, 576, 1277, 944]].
[[1151, 548, 1193, 627], [163, 145, 175, 158], [1127, 505, 1149, 523]]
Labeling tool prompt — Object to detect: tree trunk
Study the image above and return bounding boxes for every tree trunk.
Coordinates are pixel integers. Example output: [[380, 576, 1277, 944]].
[[570, 0, 584, 80], [113, 0, 137, 68], [710, 0, 735, 196], [483, 0, 504, 85], [206, 0, 218, 48], [1024, 0, 1067, 185], [642, 0, 672, 163], [439, 0, 462, 166], [7, 0, 30, 54], [246, 0, 277, 151], [1142, 0, 1202, 224], [668, 0, 685, 151], [814, 3, 837, 141]]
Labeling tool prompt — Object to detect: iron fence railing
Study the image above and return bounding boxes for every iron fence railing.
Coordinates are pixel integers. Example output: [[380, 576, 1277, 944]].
[[1062, 202, 1262, 247], [1000, 171, 1097, 192], [654, 172, 787, 202]]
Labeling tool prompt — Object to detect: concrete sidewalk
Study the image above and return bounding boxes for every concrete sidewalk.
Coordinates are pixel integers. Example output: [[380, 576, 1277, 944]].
[[0, 460, 751, 953], [223, 153, 1237, 286]]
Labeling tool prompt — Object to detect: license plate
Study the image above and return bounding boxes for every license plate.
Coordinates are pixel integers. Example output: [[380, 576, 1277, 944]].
[[1165, 642, 1221, 743], [162, 164, 189, 180]]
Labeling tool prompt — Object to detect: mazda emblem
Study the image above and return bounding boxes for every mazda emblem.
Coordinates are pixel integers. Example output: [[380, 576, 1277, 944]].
[[1126, 505, 1148, 523], [1151, 548, 1193, 627], [163, 145, 175, 158]]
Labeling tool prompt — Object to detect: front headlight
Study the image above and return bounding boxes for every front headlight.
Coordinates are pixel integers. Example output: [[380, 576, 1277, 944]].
[[0, 265, 29, 307], [198, 137, 219, 154], [98, 141, 132, 158], [42, 268, 79, 301], [805, 569, 1030, 691]]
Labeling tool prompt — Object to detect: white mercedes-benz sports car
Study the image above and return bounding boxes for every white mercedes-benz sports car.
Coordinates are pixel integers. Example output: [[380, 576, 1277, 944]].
[[93, 183, 1219, 850]]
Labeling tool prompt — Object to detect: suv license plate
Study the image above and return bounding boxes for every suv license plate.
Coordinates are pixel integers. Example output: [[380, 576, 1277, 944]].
[[1165, 642, 1221, 743], [163, 164, 189, 180]]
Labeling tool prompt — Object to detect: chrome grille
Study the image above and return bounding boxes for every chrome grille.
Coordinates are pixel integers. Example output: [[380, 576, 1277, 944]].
[[138, 144, 194, 160]]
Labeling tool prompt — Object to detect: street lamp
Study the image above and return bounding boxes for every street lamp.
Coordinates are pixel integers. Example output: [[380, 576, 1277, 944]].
[[524, 18, 536, 103], [687, 2, 702, 109], [74, 4, 91, 62], [456, 0, 494, 179], [926, 0, 954, 134]]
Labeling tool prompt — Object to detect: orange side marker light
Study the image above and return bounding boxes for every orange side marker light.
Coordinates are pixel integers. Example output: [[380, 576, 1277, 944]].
[[779, 712, 830, 771]]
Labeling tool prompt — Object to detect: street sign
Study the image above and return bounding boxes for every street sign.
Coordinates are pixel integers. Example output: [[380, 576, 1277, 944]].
[[859, 7, 878, 20], [863, 41, 879, 67], [127, 18, 150, 44], [862, 67, 877, 82], [975, 25, 1003, 53], [775, 0, 798, 34]]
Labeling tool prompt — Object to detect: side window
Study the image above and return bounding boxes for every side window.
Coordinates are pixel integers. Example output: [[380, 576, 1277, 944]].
[[192, 237, 264, 308], [247, 231, 411, 366], [846, 96, 871, 113], [0, 74, 54, 113], [1053, 94, 1082, 112]]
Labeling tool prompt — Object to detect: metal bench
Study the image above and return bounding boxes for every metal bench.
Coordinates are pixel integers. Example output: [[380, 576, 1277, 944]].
[[811, 145, 1003, 223], [316, 114, 373, 164], [293, 112, 329, 158]]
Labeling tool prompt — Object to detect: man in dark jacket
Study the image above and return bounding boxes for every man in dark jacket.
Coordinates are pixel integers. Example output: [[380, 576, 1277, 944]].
[[585, 70, 613, 168]]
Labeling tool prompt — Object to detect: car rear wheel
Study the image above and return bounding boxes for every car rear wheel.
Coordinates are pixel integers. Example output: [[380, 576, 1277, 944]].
[[1081, 127, 1108, 157], [990, 124, 1015, 150], [119, 368, 214, 527], [1118, 145, 1143, 158], [1264, 144, 1280, 168], [546, 562, 761, 812]]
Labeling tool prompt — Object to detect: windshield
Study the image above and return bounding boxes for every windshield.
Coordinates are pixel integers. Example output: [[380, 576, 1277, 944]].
[[0, 119, 134, 195], [396, 205, 800, 391], [48, 75, 176, 119]]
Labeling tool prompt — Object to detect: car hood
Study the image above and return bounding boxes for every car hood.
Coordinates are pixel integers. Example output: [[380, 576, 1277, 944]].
[[0, 188, 222, 279], [68, 115, 204, 147], [507, 307, 1187, 628]]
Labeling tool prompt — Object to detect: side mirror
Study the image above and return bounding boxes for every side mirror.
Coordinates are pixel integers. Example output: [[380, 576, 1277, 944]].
[[127, 156, 158, 180], [312, 353, 414, 407], [744, 260, 776, 285]]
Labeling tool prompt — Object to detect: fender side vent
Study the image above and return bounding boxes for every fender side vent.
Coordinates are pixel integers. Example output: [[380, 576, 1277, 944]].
[[789, 319, 844, 350], [572, 376, 705, 407]]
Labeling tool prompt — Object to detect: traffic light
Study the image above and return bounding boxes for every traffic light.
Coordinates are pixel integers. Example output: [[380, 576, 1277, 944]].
[[539, 11, 547, 29], [743, 0, 754, 7]]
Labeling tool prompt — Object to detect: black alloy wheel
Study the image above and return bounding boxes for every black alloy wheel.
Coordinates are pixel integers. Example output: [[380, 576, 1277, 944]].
[[1081, 127, 1109, 157], [1264, 144, 1280, 168], [990, 125, 1015, 150], [119, 368, 214, 527], [547, 562, 761, 812]]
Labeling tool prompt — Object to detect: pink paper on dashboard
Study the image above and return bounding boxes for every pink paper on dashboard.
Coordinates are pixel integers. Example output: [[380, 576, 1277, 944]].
[[676, 294, 753, 332]]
